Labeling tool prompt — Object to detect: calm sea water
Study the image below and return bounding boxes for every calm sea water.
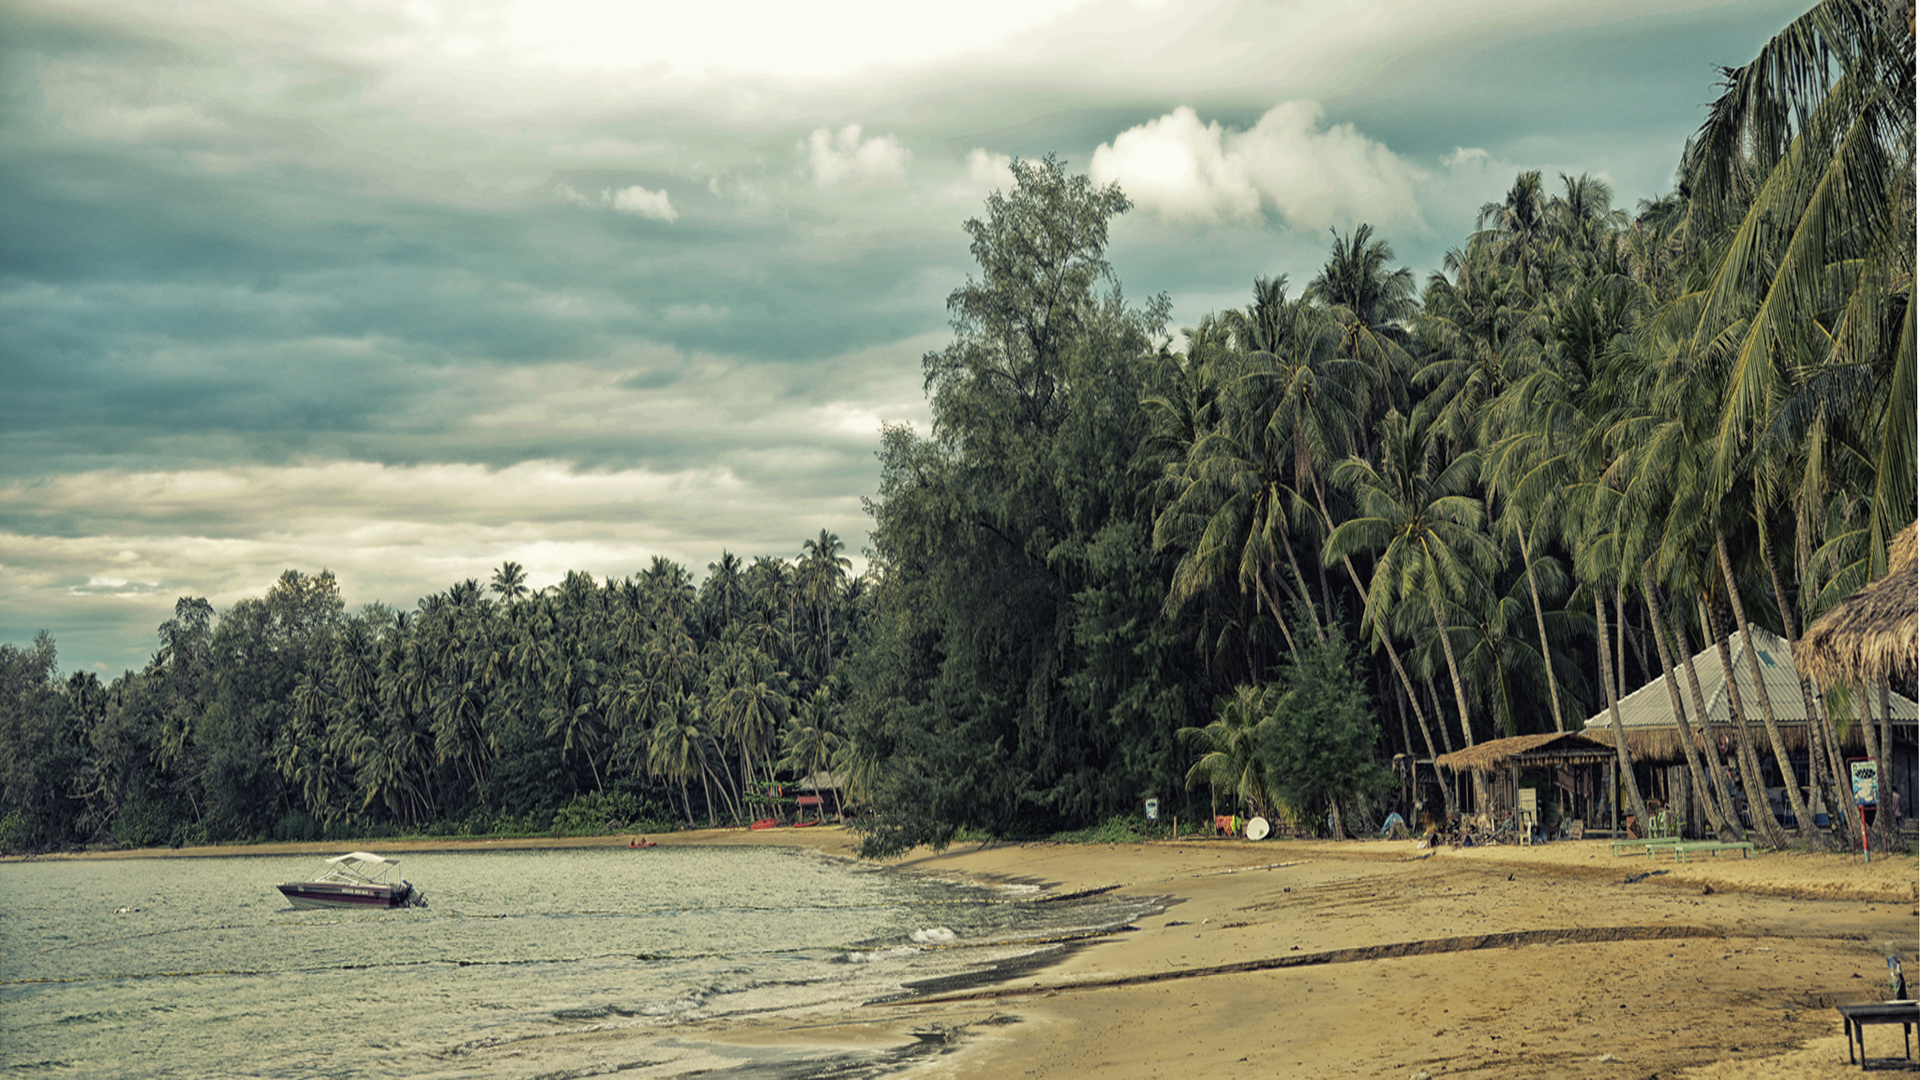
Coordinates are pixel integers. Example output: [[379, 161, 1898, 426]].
[[0, 845, 1147, 1079]]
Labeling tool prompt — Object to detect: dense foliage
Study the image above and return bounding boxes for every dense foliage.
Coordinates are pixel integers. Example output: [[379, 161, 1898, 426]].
[[2, 2, 1910, 856]]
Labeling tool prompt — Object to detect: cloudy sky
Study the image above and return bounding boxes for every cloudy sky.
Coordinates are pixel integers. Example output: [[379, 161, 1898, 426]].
[[2, 0, 1806, 675]]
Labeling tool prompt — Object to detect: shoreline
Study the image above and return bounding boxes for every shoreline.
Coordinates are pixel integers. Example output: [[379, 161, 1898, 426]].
[[21, 829, 1918, 1077]]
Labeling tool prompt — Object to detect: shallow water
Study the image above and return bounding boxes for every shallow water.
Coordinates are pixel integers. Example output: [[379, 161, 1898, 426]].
[[0, 846, 1148, 1078]]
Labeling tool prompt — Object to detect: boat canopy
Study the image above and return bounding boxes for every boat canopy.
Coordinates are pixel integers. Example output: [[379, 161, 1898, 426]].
[[326, 851, 394, 866]]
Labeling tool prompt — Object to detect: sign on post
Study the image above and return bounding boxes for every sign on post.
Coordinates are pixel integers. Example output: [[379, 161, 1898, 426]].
[[1851, 759, 1879, 806], [1144, 798, 1159, 821]]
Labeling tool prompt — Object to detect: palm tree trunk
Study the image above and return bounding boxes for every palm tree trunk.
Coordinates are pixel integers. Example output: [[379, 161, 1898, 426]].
[[1277, 538, 1327, 646], [1759, 524, 1853, 846], [1595, 590, 1651, 831], [1702, 596, 1790, 849], [1812, 689, 1863, 849], [1429, 596, 1490, 814], [1872, 683, 1896, 854], [1252, 570, 1301, 664], [1640, 571, 1735, 838], [1424, 675, 1457, 755], [1715, 534, 1818, 844], [1670, 600, 1745, 835], [1613, 584, 1629, 704], [1335, 552, 1455, 818], [1516, 519, 1565, 732]]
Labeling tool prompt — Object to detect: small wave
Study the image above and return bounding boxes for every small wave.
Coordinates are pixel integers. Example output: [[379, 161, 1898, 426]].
[[910, 927, 957, 944], [841, 946, 920, 963]]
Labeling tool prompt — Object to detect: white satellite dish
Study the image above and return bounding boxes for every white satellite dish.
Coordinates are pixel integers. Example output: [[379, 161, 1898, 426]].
[[1245, 816, 1270, 840]]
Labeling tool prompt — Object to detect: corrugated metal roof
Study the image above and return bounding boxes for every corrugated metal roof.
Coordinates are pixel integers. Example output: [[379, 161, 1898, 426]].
[[1585, 626, 1917, 734]]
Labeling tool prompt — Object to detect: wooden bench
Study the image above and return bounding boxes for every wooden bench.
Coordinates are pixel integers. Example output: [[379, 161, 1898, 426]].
[[1611, 836, 1685, 856], [1668, 841, 1756, 862], [1838, 1001, 1919, 1067]]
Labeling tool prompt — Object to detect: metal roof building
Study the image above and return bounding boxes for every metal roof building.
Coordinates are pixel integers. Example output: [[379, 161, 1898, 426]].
[[1581, 626, 1916, 763]]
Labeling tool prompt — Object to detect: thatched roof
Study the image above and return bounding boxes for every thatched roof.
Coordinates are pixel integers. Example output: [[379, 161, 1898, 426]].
[[1435, 732, 1616, 773], [1583, 625, 1917, 763], [1795, 520, 1918, 686]]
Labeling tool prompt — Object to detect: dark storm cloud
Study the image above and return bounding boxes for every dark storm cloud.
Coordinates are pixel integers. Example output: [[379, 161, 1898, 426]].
[[0, 0, 1803, 671]]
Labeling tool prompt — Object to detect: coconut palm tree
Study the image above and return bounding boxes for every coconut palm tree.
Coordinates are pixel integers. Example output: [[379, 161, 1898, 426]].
[[489, 561, 530, 603], [1179, 684, 1277, 821], [1326, 412, 1497, 811], [799, 531, 852, 678], [1475, 170, 1550, 298], [1686, 0, 1914, 570], [648, 691, 725, 826], [1306, 223, 1417, 419], [779, 689, 842, 821]]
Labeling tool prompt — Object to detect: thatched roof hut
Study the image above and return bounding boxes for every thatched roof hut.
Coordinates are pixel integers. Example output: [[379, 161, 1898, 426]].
[[1435, 732, 1616, 773], [1795, 520, 1918, 686], [1583, 625, 1917, 763]]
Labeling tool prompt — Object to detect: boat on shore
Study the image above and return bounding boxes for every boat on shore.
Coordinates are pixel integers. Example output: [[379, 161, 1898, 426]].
[[276, 852, 426, 910]]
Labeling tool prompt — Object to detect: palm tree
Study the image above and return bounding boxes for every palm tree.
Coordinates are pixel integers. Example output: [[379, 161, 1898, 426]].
[[703, 551, 746, 636], [1475, 170, 1550, 297], [1326, 412, 1497, 812], [647, 692, 724, 826], [799, 530, 852, 677], [1178, 684, 1277, 821], [1686, 0, 1914, 569], [710, 645, 790, 805], [779, 689, 842, 821], [1416, 241, 1545, 455], [489, 561, 530, 603], [1305, 222, 1417, 418]]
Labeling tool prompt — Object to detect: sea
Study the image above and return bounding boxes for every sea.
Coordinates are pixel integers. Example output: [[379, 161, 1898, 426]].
[[0, 845, 1152, 1078]]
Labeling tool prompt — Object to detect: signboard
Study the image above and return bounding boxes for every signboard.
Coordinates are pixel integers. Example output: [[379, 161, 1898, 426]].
[[1518, 788, 1538, 813], [1851, 759, 1879, 806], [1144, 798, 1159, 821]]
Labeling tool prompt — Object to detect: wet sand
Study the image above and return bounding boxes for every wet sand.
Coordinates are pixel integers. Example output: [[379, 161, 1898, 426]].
[[34, 829, 1920, 1077]]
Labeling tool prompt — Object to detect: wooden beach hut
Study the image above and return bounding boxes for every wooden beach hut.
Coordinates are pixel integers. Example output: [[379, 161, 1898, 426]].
[[1434, 732, 1619, 836], [794, 770, 846, 820], [1582, 623, 1916, 834]]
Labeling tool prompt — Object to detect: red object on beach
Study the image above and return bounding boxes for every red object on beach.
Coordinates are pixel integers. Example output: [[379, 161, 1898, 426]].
[[750, 818, 780, 830], [790, 819, 818, 828], [629, 839, 657, 848]]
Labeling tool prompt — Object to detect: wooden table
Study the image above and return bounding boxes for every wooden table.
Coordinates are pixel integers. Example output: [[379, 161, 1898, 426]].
[[1838, 1002, 1919, 1067]]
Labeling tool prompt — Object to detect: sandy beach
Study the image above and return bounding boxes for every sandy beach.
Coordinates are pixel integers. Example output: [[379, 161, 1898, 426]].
[[38, 829, 1920, 1077]]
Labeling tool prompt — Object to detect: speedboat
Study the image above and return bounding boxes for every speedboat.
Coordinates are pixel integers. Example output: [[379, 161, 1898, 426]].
[[276, 852, 426, 910]]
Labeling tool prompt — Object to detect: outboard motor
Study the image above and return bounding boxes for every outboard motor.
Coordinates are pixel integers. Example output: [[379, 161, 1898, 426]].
[[402, 880, 428, 908]]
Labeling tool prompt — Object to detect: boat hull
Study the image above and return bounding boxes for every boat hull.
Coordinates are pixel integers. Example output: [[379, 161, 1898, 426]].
[[277, 882, 414, 910]]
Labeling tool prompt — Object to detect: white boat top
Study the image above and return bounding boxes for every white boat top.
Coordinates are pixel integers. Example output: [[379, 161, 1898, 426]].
[[291, 852, 404, 887]]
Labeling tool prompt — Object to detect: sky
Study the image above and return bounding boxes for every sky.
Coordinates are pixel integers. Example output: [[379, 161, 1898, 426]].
[[1, 0, 1810, 676]]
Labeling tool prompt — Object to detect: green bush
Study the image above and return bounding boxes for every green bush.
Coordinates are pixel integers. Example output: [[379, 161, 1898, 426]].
[[1050, 814, 1147, 844]]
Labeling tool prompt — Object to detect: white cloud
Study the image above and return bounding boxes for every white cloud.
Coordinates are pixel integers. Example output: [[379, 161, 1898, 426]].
[[937, 147, 1016, 203], [804, 124, 910, 188], [609, 184, 678, 221], [965, 148, 1013, 187], [1091, 101, 1422, 232], [1442, 146, 1493, 172], [1089, 107, 1256, 223], [553, 182, 678, 221]]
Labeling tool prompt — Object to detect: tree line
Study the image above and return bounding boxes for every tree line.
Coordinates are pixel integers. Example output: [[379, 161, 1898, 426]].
[[1, 0, 1910, 857]]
